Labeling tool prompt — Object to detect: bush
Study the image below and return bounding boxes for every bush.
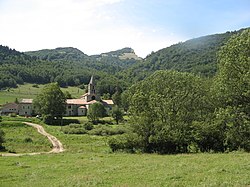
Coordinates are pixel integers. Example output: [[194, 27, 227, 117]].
[[0, 129, 5, 150], [43, 117, 80, 126], [32, 84, 39, 88], [83, 122, 93, 130], [61, 124, 87, 134], [108, 133, 142, 152], [24, 137, 33, 143], [88, 125, 128, 136], [43, 114, 54, 125]]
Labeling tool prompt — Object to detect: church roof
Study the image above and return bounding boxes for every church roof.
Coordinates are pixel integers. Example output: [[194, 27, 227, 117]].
[[89, 75, 94, 84], [20, 99, 33, 104], [66, 99, 88, 105], [102, 100, 114, 105]]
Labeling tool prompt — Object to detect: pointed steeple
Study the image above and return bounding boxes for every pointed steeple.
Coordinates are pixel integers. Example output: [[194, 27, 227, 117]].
[[88, 75, 96, 95], [89, 75, 94, 85]]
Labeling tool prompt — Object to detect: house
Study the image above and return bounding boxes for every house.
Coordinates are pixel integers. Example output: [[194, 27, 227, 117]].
[[18, 99, 33, 116], [17, 76, 114, 117], [0, 102, 19, 115]]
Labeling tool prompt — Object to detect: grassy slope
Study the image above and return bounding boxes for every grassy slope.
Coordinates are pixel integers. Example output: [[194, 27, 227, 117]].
[[0, 121, 51, 153], [0, 83, 84, 105], [0, 117, 249, 186]]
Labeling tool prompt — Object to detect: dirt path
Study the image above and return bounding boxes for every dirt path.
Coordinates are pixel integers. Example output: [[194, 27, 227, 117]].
[[1, 122, 64, 157]]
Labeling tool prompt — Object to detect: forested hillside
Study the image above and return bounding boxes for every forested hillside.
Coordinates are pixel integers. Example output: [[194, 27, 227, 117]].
[[120, 28, 247, 82], [1, 28, 248, 94], [0, 46, 140, 94]]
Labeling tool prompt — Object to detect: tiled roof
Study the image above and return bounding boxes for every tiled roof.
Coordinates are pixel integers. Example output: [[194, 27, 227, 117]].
[[20, 99, 33, 104], [2, 102, 18, 108], [102, 100, 114, 105], [80, 93, 88, 98], [66, 99, 88, 105], [86, 100, 97, 105]]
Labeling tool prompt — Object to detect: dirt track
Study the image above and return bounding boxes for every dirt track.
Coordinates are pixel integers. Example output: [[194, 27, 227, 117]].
[[1, 122, 64, 157]]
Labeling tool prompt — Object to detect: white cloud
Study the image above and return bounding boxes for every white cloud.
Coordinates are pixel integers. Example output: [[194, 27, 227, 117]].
[[0, 0, 183, 57]]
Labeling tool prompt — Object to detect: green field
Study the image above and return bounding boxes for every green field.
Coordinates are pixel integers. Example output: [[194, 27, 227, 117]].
[[0, 121, 51, 153], [0, 83, 85, 105], [0, 117, 249, 186]]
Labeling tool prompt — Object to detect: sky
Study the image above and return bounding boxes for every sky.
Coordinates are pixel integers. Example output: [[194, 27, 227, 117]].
[[0, 0, 249, 58]]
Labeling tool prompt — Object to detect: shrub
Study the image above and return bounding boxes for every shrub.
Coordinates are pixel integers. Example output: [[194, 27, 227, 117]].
[[108, 133, 142, 152], [61, 123, 87, 134], [88, 125, 128, 136], [0, 129, 5, 150], [83, 122, 93, 130], [32, 84, 39, 88], [24, 137, 33, 143]]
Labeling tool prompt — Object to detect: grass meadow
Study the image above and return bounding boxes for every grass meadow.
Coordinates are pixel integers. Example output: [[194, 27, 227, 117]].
[[0, 83, 84, 105], [0, 117, 249, 186]]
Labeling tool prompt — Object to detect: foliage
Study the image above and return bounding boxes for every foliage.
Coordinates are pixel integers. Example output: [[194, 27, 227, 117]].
[[211, 28, 250, 152], [124, 70, 211, 153], [111, 106, 124, 124], [61, 124, 87, 134], [0, 129, 5, 150], [108, 133, 141, 152], [118, 29, 245, 83], [88, 125, 128, 136], [33, 83, 66, 124], [87, 102, 106, 124], [112, 91, 122, 106]]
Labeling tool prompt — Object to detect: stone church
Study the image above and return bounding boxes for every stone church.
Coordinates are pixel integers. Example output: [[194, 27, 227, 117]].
[[1, 76, 114, 116]]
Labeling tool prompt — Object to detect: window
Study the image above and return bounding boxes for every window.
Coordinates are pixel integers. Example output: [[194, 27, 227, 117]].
[[68, 105, 71, 109]]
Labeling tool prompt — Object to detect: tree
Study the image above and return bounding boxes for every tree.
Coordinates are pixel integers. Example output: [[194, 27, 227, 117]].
[[87, 102, 106, 124], [215, 29, 250, 115], [212, 29, 250, 151], [111, 106, 124, 124], [33, 83, 66, 124], [112, 91, 122, 106], [126, 70, 210, 153]]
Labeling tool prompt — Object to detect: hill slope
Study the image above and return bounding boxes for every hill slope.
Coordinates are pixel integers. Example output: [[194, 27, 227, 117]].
[[120, 28, 248, 82]]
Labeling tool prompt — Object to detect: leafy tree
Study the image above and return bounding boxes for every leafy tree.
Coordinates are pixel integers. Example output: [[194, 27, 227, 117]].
[[121, 90, 130, 112], [125, 70, 210, 153], [33, 83, 66, 124], [111, 106, 124, 124], [212, 28, 250, 152], [112, 91, 122, 106], [87, 102, 106, 124], [215, 29, 250, 115]]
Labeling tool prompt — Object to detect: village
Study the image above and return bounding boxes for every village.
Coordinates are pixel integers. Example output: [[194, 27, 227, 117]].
[[0, 76, 114, 117]]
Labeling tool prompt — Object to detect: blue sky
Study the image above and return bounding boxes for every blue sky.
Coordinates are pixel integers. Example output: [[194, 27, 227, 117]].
[[0, 0, 249, 57]]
